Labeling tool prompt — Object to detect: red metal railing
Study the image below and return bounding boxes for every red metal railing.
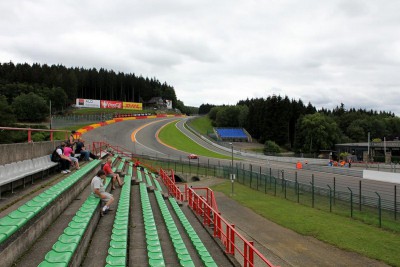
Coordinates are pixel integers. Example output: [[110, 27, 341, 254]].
[[91, 141, 159, 174], [0, 126, 70, 142], [92, 141, 134, 159], [159, 168, 184, 202], [159, 168, 277, 267]]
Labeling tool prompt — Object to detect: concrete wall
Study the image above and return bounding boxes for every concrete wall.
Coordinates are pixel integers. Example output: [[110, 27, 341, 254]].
[[363, 170, 400, 184], [0, 141, 63, 165]]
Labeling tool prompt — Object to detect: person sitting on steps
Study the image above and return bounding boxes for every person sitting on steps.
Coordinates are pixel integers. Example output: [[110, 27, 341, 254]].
[[75, 138, 98, 161], [91, 170, 114, 216], [103, 157, 124, 190], [51, 142, 72, 174], [64, 144, 80, 170]]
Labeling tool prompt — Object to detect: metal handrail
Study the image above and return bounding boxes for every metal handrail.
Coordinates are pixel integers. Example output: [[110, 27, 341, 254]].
[[0, 126, 69, 142]]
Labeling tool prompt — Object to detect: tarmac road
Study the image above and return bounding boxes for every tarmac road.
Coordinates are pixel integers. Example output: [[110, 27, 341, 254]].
[[81, 117, 395, 266], [84, 117, 399, 209]]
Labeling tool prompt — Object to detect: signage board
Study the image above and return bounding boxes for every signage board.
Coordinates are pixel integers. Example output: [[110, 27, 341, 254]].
[[123, 101, 143, 110], [75, 98, 101, 108], [100, 100, 123, 109]]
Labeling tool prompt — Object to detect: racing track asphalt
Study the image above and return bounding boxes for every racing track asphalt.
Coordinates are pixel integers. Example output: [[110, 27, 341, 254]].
[[84, 117, 399, 208], [81, 117, 395, 266]]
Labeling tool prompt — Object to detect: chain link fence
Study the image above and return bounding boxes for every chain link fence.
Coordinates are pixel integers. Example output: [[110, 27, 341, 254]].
[[135, 154, 399, 232]]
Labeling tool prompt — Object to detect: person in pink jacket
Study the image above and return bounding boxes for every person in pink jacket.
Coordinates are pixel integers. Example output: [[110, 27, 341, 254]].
[[64, 144, 80, 170]]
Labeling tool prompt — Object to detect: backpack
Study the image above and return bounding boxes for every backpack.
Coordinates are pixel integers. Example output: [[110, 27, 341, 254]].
[[51, 146, 63, 162]]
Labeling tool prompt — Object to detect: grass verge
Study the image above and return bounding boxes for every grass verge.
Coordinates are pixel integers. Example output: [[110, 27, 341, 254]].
[[188, 115, 213, 136], [158, 121, 232, 160], [212, 181, 400, 266]]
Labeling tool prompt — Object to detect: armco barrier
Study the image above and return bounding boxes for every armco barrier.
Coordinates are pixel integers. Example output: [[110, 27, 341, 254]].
[[159, 168, 277, 267]]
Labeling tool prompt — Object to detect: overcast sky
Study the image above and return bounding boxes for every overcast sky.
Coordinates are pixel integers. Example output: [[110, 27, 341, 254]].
[[1, 0, 400, 114]]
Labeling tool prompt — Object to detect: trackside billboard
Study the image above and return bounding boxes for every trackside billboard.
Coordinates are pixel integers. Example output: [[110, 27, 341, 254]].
[[76, 98, 101, 108], [100, 100, 123, 109], [123, 102, 143, 110], [76, 98, 143, 110]]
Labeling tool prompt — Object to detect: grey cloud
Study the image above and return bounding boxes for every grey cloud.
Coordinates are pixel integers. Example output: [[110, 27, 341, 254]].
[[1, 0, 400, 115]]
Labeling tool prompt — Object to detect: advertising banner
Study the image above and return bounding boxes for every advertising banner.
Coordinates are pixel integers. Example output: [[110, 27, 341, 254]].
[[100, 100, 123, 109], [123, 101, 143, 110], [165, 99, 173, 109], [75, 98, 101, 108]]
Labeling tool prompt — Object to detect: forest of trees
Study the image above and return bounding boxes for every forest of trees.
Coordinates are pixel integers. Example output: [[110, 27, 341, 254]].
[[0, 61, 197, 124], [2, 61, 400, 152], [200, 97, 400, 154]]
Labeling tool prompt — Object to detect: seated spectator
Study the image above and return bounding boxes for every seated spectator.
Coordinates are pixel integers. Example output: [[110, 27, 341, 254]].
[[91, 170, 114, 216], [67, 130, 77, 148], [64, 144, 80, 170], [134, 159, 141, 168], [75, 138, 98, 161], [103, 157, 124, 190], [51, 142, 72, 174]]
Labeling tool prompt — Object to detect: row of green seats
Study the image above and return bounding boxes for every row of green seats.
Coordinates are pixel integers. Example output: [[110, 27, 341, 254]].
[[144, 170, 153, 187], [154, 190, 195, 266], [169, 198, 218, 267], [136, 169, 143, 182], [153, 179, 163, 193], [127, 162, 133, 176], [116, 158, 126, 173], [105, 174, 131, 266], [0, 160, 101, 245], [38, 177, 111, 266], [140, 183, 165, 267]]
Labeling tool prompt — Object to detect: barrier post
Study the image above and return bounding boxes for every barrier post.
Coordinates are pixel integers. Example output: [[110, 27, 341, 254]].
[[249, 241, 254, 267], [250, 164, 252, 188], [225, 224, 230, 253], [395, 185, 397, 220], [230, 224, 235, 254], [311, 174, 315, 208], [327, 185, 332, 212], [348, 187, 353, 218], [264, 170, 267, 194], [359, 180, 362, 211], [244, 242, 248, 267], [28, 128, 32, 142], [297, 183, 300, 203], [269, 168, 272, 189], [375, 192, 382, 227]]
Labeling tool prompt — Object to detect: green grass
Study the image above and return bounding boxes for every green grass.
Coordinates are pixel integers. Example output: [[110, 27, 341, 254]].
[[158, 121, 231, 159], [212, 181, 400, 266], [188, 115, 213, 135]]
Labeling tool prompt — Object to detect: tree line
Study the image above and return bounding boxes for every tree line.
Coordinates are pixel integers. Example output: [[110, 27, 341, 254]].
[[0, 61, 198, 124], [200, 97, 400, 153]]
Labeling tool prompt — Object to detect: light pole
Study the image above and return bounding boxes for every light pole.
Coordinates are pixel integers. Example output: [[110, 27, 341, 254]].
[[229, 142, 234, 196], [230, 142, 234, 169], [367, 131, 370, 162]]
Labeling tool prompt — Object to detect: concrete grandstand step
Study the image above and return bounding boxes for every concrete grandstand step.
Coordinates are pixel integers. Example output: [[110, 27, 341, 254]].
[[38, 178, 112, 266], [13, 180, 94, 266], [0, 160, 101, 267]]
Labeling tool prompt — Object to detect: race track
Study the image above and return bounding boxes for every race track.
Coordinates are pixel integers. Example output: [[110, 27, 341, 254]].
[[82, 117, 399, 209]]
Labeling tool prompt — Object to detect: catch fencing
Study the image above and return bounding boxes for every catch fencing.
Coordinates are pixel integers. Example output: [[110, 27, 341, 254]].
[[136, 155, 400, 231], [93, 141, 400, 231]]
